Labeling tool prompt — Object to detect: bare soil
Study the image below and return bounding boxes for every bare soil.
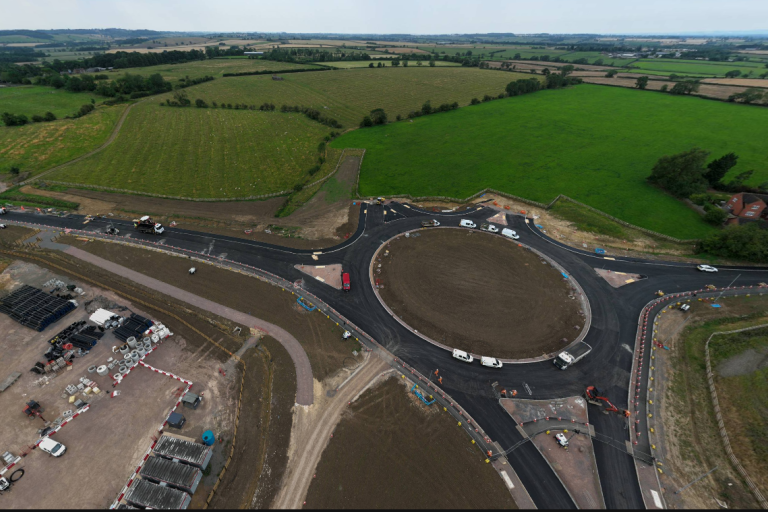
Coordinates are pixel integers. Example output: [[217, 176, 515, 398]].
[[304, 376, 517, 509], [701, 78, 768, 89], [62, 237, 361, 381], [576, 76, 751, 101], [377, 229, 583, 359]]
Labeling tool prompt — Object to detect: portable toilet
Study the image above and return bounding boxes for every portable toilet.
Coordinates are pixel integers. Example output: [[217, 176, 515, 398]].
[[202, 430, 215, 446]]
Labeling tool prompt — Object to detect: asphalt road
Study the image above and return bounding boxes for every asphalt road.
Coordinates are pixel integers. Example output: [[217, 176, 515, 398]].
[[7, 204, 768, 509]]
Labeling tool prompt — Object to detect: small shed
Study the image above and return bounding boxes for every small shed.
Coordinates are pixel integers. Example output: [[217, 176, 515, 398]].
[[167, 412, 186, 429], [181, 392, 202, 410], [140, 456, 203, 494], [153, 434, 213, 469], [124, 478, 191, 509]]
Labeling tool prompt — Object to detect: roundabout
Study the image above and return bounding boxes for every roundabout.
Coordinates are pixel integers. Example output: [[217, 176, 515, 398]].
[[373, 228, 587, 359]]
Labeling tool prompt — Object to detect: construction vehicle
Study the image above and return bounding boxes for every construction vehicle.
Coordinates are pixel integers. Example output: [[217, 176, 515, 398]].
[[342, 272, 351, 292], [105, 225, 119, 235], [421, 219, 440, 227], [0, 207, 6, 215], [133, 216, 165, 235], [553, 341, 592, 370], [376, 197, 385, 205], [22, 400, 46, 422], [585, 386, 630, 417]]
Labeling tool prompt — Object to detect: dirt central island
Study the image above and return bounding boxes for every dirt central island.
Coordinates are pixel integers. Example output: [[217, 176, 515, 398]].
[[375, 228, 585, 359]]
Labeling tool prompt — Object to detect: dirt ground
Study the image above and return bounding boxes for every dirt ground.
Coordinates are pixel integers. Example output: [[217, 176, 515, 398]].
[[594, 268, 644, 288], [304, 376, 517, 509], [575, 76, 751, 101], [0, 259, 237, 509], [0, 225, 38, 246], [377, 228, 583, 359], [652, 296, 768, 509], [27, 154, 363, 250], [62, 237, 361, 381], [295, 263, 343, 290]]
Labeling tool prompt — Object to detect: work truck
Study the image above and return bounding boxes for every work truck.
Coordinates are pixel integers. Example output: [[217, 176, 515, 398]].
[[553, 341, 592, 370], [133, 216, 165, 235]]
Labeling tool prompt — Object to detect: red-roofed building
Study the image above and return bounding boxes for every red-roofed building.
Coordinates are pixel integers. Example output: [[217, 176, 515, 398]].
[[725, 192, 768, 225]]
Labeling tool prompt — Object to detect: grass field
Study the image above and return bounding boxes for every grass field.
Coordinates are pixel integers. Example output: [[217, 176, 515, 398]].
[[53, 104, 329, 198], [630, 58, 767, 77], [558, 51, 638, 67], [84, 59, 322, 82], [178, 66, 531, 128], [0, 104, 126, 174], [0, 86, 101, 118], [331, 84, 768, 239]]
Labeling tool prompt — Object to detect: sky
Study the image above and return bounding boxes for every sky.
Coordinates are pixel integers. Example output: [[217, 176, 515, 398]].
[[3, 0, 767, 35]]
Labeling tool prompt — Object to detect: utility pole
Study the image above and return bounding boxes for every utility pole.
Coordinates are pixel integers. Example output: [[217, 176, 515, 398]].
[[675, 466, 719, 494]]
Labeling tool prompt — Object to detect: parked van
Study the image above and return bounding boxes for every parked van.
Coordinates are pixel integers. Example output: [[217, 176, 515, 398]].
[[459, 219, 476, 229], [342, 273, 351, 292], [502, 228, 519, 240], [39, 437, 66, 457], [481, 356, 503, 368], [452, 349, 473, 363]]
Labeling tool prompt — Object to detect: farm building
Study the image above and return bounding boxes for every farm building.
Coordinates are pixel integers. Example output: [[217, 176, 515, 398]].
[[124, 479, 191, 509], [153, 434, 213, 469], [140, 456, 203, 494]]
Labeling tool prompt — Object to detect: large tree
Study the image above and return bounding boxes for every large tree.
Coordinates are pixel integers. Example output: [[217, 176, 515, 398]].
[[703, 152, 739, 186], [647, 147, 709, 198], [635, 76, 649, 89]]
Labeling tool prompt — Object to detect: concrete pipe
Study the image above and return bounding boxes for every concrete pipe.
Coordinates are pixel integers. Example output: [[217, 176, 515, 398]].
[[131, 352, 139, 362], [144, 341, 152, 351], [119, 345, 130, 355], [113, 373, 122, 380], [87, 365, 97, 373], [127, 337, 137, 349], [124, 353, 132, 361], [118, 365, 126, 374], [143, 337, 151, 345], [137, 347, 146, 356], [151, 334, 160, 343], [96, 365, 109, 377]]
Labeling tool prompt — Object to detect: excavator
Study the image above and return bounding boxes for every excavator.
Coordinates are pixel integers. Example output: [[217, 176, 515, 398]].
[[585, 386, 630, 418]]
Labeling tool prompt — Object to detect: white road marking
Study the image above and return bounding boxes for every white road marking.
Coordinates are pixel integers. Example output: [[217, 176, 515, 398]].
[[315, 276, 325, 282], [650, 490, 662, 508], [500, 470, 514, 489]]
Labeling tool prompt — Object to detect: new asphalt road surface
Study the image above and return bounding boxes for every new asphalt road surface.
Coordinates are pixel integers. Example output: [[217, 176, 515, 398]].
[[7, 202, 768, 509]]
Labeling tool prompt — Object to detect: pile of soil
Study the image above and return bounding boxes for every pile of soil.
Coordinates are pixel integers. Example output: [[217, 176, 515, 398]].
[[304, 377, 517, 509], [377, 229, 583, 359]]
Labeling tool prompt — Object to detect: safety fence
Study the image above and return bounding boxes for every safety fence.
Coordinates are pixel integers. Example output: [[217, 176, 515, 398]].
[[635, 285, 768, 510]]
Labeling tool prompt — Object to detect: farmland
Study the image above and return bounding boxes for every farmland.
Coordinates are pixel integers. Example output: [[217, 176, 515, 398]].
[[180, 66, 531, 128], [0, 104, 126, 175], [332, 84, 768, 239], [53, 104, 329, 198], [320, 60, 460, 68], [0, 85, 100, 118], [629, 58, 768, 77], [84, 58, 322, 82]]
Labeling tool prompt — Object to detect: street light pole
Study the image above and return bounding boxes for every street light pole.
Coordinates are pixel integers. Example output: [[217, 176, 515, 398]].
[[714, 274, 741, 303]]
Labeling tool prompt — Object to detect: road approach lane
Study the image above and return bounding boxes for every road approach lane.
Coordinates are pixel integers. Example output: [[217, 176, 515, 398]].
[[8, 203, 768, 509]]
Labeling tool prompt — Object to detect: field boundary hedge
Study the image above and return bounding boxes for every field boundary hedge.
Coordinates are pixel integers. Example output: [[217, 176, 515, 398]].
[[351, 157, 700, 243], [222, 67, 330, 77]]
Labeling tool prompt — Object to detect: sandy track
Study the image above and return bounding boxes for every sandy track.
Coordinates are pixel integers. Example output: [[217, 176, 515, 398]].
[[271, 355, 390, 509]]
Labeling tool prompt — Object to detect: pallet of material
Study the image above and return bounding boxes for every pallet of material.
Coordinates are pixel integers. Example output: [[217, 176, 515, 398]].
[[124, 478, 190, 510], [0, 372, 21, 392], [153, 434, 212, 470], [0, 285, 76, 331], [140, 456, 203, 494]]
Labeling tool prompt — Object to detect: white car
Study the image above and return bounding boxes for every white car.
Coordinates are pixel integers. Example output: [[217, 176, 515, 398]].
[[501, 228, 519, 240], [452, 349, 474, 363], [342, 331, 352, 340], [0, 224, 6, 229], [554, 433, 569, 448], [481, 356, 502, 368], [680, 304, 691, 312], [697, 265, 718, 273], [459, 219, 476, 229], [39, 437, 66, 457]]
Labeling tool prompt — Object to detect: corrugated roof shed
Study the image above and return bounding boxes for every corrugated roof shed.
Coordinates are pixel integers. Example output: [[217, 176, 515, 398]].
[[154, 435, 211, 467], [125, 479, 190, 509], [141, 456, 200, 489]]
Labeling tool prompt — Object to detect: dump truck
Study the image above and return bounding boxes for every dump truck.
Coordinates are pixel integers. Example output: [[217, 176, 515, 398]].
[[553, 341, 592, 370], [133, 216, 165, 235]]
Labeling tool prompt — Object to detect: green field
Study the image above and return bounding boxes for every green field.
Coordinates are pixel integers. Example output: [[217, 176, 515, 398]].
[[175, 66, 530, 128], [0, 104, 126, 174], [320, 60, 460, 68], [331, 84, 768, 239], [558, 51, 637, 67], [630, 58, 767, 77], [53, 104, 329, 198], [0, 86, 101, 118], [84, 58, 322, 82]]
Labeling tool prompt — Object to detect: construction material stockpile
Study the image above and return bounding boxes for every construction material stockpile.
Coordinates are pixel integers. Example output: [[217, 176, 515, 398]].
[[47, 320, 104, 354], [114, 313, 153, 342], [0, 285, 77, 331]]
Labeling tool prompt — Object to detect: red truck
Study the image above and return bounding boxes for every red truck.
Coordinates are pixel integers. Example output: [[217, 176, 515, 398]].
[[342, 272, 351, 292]]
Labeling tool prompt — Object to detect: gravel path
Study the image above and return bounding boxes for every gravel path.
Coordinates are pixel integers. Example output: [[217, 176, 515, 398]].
[[63, 246, 315, 405]]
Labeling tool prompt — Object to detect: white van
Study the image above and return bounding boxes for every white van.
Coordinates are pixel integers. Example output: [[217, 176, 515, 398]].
[[481, 356, 503, 368], [39, 437, 66, 457], [452, 349, 474, 363], [502, 228, 519, 240], [459, 219, 476, 229]]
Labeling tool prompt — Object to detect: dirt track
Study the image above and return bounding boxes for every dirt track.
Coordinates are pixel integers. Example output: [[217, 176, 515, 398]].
[[272, 354, 390, 509], [377, 229, 583, 358]]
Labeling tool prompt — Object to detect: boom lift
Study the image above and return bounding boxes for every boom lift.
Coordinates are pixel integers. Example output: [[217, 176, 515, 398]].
[[585, 386, 630, 418]]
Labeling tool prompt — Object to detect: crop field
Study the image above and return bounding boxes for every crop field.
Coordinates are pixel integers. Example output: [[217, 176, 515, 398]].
[[332, 84, 768, 239], [558, 51, 638, 66], [53, 103, 328, 198], [85, 58, 321, 81], [0, 86, 101, 118], [179, 66, 530, 128], [320, 60, 460, 68], [629, 58, 767, 77], [0, 104, 126, 175]]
